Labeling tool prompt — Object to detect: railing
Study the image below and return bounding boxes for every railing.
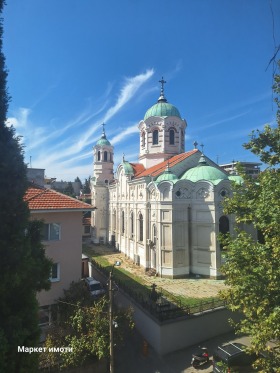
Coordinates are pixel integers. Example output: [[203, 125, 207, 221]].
[[91, 259, 226, 322]]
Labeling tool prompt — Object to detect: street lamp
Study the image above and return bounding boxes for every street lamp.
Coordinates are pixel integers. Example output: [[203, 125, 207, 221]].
[[109, 261, 121, 373]]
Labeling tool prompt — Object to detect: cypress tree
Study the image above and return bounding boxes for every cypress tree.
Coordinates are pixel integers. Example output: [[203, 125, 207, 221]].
[[0, 1, 52, 371]]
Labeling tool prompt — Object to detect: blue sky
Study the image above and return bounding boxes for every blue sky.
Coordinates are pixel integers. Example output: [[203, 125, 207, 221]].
[[3, 0, 280, 182]]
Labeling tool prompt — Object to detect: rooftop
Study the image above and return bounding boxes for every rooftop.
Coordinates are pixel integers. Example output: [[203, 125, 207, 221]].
[[25, 184, 94, 211]]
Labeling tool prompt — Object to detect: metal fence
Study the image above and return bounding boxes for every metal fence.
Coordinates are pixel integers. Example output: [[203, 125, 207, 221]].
[[91, 259, 226, 322]]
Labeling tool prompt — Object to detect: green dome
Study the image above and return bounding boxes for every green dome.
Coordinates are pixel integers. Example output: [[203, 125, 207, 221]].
[[156, 169, 178, 183], [144, 102, 181, 120], [228, 175, 243, 185], [122, 161, 134, 176], [181, 155, 229, 185], [96, 134, 111, 146]]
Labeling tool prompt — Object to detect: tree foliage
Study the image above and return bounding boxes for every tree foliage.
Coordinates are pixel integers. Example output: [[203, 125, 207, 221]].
[[0, 2, 52, 371], [40, 281, 134, 370], [220, 62, 280, 372]]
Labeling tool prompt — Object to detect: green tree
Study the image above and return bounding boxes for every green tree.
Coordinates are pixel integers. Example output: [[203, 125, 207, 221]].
[[220, 62, 280, 372], [82, 176, 91, 194], [41, 282, 134, 370], [63, 181, 75, 198], [0, 1, 52, 371]]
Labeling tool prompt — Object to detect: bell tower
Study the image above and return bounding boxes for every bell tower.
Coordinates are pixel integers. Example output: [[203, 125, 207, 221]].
[[91, 124, 114, 244], [138, 77, 187, 168]]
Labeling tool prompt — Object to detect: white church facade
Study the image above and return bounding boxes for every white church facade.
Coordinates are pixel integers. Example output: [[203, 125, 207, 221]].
[[91, 79, 243, 278]]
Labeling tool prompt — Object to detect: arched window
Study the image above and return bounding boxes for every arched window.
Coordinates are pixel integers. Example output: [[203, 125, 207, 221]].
[[139, 213, 143, 241], [97, 151, 101, 161], [142, 132, 145, 148], [152, 130, 159, 145], [219, 216, 229, 249], [121, 211, 125, 234], [169, 129, 175, 145], [104, 151, 108, 161], [130, 212, 134, 237], [153, 224, 157, 244]]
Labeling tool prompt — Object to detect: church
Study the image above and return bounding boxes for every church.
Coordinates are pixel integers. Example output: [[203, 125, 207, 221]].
[[90, 79, 243, 279]]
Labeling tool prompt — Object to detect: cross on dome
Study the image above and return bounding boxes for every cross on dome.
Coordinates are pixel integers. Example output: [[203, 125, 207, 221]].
[[158, 76, 167, 103]]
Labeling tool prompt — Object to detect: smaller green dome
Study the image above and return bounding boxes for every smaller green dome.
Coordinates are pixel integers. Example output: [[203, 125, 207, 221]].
[[181, 155, 228, 185], [96, 134, 111, 146], [156, 169, 178, 183], [228, 175, 243, 185], [122, 161, 134, 175]]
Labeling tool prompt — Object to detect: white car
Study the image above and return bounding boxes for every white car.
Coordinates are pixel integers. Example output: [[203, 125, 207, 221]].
[[85, 277, 105, 297]]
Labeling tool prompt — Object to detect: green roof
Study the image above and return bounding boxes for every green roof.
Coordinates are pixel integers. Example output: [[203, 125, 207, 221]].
[[156, 169, 178, 183], [228, 175, 243, 185], [96, 134, 111, 146], [122, 161, 134, 175], [144, 102, 181, 120], [181, 155, 228, 185]]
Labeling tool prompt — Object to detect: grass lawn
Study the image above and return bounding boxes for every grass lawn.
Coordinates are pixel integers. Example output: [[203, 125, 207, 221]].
[[84, 246, 220, 308]]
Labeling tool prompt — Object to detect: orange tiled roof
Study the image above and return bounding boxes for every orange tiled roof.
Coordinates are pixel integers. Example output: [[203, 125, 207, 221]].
[[25, 185, 94, 211], [134, 149, 199, 178]]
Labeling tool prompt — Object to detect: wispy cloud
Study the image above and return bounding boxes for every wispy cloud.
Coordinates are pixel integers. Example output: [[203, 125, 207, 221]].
[[24, 70, 154, 173], [110, 123, 138, 144], [200, 110, 250, 130]]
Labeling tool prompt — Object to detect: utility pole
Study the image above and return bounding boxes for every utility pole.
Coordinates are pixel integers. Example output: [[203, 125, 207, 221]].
[[108, 261, 121, 373], [109, 270, 114, 373]]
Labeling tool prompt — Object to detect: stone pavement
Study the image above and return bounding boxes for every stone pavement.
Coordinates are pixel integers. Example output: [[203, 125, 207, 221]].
[[85, 243, 227, 300]]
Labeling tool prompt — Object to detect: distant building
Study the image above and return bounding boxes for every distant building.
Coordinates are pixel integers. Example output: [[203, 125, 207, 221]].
[[90, 79, 255, 279], [219, 161, 261, 179]]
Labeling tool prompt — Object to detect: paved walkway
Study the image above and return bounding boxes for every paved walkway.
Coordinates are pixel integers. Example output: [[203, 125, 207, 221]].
[[115, 328, 250, 373], [85, 243, 227, 300]]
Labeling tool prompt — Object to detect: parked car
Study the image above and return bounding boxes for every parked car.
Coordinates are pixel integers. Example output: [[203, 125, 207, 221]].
[[213, 342, 257, 372], [84, 277, 105, 298]]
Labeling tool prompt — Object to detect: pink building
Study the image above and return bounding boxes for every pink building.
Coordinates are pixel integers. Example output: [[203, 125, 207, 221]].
[[24, 184, 94, 325]]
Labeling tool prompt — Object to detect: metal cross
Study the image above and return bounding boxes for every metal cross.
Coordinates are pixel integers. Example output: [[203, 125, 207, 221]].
[[159, 77, 166, 92], [101, 122, 106, 134]]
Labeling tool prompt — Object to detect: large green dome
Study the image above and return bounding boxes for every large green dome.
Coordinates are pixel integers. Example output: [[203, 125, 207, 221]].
[[144, 81, 181, 120], [144, 102, 181, 120], [181, 155, 229, 185]]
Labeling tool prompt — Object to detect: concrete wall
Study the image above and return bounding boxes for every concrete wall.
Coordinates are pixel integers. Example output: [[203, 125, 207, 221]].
[[115, 288, 239, 355]]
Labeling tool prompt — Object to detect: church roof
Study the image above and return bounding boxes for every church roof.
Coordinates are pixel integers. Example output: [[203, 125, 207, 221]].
[[144, 102, 181, 120], [135, 149, 199, 178], [156, 167, 178, 183], [228, 174, 244, 185], [181, 154, 229, 185], [144, 77, 181, 120], [96, 133, 111, 146]]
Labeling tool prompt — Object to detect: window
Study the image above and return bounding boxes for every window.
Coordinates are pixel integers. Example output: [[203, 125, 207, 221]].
[[122, 211, 125, 234], [84, 225, 91, 234], [152, 130, 159, 145], [139, 213, 143, 241], [153, 224, 157, 244], [104, 151, 108, 161], [42, 223, 61, 241], [142, 132, 145, 148], [130, 212, 134, 236], [97, 151, 101, 161], [169, 129, 175, 145], [50, 263, 60, 282]]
